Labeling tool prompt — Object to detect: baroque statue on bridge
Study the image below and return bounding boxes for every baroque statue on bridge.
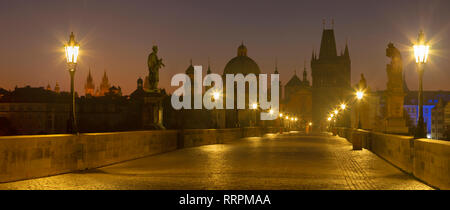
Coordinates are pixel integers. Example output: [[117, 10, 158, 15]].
[[147, 45, 165, 91], [386, 42, 403, 92], [383, 42, 408, 134]]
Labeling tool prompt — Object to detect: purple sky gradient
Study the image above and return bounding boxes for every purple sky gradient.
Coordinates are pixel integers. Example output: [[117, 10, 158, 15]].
[[0, 0, 449, 95]]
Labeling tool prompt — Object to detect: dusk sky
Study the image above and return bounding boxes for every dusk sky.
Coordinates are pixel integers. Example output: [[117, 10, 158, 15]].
[[1, 0, 449, 95]]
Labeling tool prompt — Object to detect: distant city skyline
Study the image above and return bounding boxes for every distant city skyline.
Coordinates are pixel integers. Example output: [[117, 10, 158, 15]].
[[1, 0, 449, 95]]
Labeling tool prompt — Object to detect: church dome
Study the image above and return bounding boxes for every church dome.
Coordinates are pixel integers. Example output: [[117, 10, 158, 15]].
[[223, 43, 260, 75]]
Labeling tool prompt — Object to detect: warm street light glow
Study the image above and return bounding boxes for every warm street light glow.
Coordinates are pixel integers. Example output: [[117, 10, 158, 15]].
[[334, 110, 338, 115], [340, 104, 346, 110], [291, 117, 294, 121], [294, 117, 298, 121], [356, 90, 364, 100], [414, 30, 429, 64], [213, 91, 220, 100], [279, 113, 283, 117], [309, 122, 312, 126], [269, 109, 274, 115], [252, 103, 258, 109], [285, 116, 289, 120], [327, 117, 332, 121], [330, 113, 334, 118], [65, 32, 80, 64]]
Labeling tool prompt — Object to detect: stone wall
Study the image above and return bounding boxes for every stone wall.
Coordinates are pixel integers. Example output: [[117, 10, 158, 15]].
[[370, 132, 414, 173], [336, 127, 450, 189], [0, 127, 269, 183], [414, 139, 450, 189]]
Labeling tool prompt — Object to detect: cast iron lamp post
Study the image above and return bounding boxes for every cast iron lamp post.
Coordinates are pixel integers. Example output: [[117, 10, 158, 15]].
[[64, 32, 80, 134], [413, 30, 430, 139]]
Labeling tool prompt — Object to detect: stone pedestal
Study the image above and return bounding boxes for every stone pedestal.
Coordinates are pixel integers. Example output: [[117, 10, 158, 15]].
[[385, 117, 408, 134], [384, 91, 408, 134], [142, 90, 165, 130]]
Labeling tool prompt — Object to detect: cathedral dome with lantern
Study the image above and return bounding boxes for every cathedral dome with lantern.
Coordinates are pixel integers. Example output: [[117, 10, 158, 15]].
[[223, 43, 260, 75]]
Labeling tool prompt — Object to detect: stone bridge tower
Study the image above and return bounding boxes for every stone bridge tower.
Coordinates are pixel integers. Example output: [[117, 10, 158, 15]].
[[311, 23, 352, 130]]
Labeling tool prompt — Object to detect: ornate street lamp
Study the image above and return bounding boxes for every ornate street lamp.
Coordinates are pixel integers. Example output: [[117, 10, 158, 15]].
[[356, 90, 364, 129], [413, 30, 429, 138], [64, 32, 80, 134]]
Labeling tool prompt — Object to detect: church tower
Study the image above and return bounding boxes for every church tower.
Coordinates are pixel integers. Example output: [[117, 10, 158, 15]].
[[84, 68, 95, 96], [54, 82, 60, 93], [98, 70, 111, 96], [311, 21, 351, 129]]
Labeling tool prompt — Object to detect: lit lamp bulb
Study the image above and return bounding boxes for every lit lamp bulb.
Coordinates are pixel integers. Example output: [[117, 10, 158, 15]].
[[286, 116, 289, 120], [340, 104, 346, 110], [413, 30, 429, 64], [327, 117, 332, 121], [279, 113, 283, 117], [309, 122, 312, 126], [269, 109, 274, 115], [356, 91, 364, 100], [251, 103, 258, 109], [212, 92, 220, 101], [334, 110, 338, 115], [65, 32, 80, 66], [330, 113, 334, 118]]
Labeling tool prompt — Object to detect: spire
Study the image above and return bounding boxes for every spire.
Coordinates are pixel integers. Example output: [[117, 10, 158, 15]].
[[274, 58, 279, 74], [311, 49, 316, 61], [319, 24, 337, 59], [54, 82, 60, 93], [186, 59, 194, 75], [344, 39, 350, 58], [303, 60, 307, 82], [46, 82, 51, 91], [237, 42, 247, 56], [87, 67, 93, 82], [99, 69, 110, 96], [85, 67, 95, 96], [207, 57, 212, 74]]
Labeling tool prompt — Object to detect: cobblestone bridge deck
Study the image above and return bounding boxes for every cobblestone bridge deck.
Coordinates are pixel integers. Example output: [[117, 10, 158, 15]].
[[0, 132, 432, 190]]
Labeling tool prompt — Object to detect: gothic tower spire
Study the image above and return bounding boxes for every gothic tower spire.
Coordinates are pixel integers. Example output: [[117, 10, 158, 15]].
[[319, 27, 337, 59], [98, 70, 110, 96], [274, 58, 279, 74], [344, 40, 350, 59], [303, 60, 307, 82], [84, 67, 95, 96], [207, 57, 212, 74]]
